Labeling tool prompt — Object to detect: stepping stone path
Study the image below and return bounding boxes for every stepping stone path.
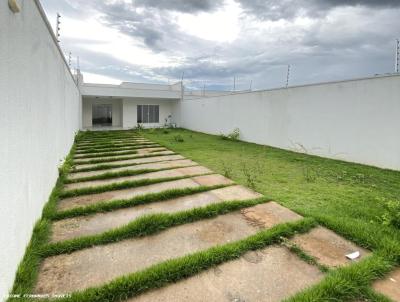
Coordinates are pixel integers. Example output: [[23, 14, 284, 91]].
[[373, 268, 400, 301], [32, 131, 381, 301]]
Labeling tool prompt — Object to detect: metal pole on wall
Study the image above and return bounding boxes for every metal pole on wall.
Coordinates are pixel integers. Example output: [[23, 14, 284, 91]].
[[286, 64, 291, 88], [56, 13, 61, 43], [396, 39, 399, 73]]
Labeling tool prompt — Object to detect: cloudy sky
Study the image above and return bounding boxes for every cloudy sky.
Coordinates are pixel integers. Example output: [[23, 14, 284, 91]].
[[41, 0, 400, 90]]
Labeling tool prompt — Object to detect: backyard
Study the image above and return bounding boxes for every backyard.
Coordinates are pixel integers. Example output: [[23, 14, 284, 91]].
[[142, 128, 400, 300], [10, 128, 400, 301]]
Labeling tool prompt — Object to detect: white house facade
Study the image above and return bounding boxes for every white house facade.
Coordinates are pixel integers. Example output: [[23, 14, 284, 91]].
[[80, 79, 230, 129]]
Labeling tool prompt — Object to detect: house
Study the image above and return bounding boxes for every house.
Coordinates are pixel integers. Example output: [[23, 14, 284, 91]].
[[79, 76, 230, 129]]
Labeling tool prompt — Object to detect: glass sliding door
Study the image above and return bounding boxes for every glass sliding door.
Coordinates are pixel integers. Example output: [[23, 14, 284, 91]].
[[92, 104, 112, 126]]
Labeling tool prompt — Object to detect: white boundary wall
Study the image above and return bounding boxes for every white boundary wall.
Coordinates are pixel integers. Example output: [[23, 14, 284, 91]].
[[178, 75, 400, 170], [0, 0, 80, 298]]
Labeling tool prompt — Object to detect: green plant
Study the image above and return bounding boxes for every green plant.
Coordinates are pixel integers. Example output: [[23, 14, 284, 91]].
[[228, 128, 240, 140], [220, 128, 240, 141], [221, 161, 233, 179], [240, 161, 260, 190], [163, 129, 170, 134], [302, 166, 319, 182], [174, 134, 184, 142], [135, 123, 144, 131], [381, 198, 400, 228]]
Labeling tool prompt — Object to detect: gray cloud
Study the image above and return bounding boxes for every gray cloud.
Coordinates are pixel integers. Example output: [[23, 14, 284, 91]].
[[134, 0, 224, 13], [237, 0, 400, 20], [40, 0, 400, 91]]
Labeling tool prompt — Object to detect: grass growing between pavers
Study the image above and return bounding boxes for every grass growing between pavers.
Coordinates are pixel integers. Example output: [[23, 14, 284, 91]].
[[74, 150, 139, 159], [52, 218, 317, 302], [77, 137, 148, 145], [53, 184, 230, 220], [141, 128, 400, 300], [76, 142, 157, 151], [70, 157, 184, 173], [73, 152, 176, 165], [281, 238, 330, 273], [60, 173, 213, 198], [41, 197, 270, 257], [75, 144, 160, 154], [64, 166, 198, 183]]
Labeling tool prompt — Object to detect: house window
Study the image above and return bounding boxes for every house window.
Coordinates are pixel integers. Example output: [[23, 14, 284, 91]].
[[137, 105, 159, 123]]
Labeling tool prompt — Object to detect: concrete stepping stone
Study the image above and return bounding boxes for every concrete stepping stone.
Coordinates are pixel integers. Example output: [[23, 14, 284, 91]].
[[35, 203, 303, 294], [136, 147, 167, 154], [73, 154, 185, 170], [57, 174, 234, 211], [126, 246, 324, 302], [372, 268, 400, 301], [77, 139, 151, 147], [73, 151, 175, 164], [290, 226, 370, 268], [67, 159, 197, 180], [64, 166, 212, 191], [51, 185, 262, 242], [73, 147, 166, 159]]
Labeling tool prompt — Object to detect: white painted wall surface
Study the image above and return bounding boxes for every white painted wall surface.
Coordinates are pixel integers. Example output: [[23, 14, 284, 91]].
[[179, 75, 400, 170], [81, 83, 181, 99], [0, 0, 80, 298]]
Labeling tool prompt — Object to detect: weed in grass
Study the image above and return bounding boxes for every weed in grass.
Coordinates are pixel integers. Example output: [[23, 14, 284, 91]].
[[240, 161, 261, 190], [302, 165, 319, 182], [135, 123, 144, 131], [380, 198, 400, 229], [174, 134, 184, 142], [221, 161, 234, 179]]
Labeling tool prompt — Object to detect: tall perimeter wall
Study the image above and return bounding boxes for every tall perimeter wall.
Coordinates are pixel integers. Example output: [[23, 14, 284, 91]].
[[179, 75, 400, 170], [0, 0, 81, 298]]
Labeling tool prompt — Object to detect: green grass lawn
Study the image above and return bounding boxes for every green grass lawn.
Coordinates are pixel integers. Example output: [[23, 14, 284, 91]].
[[142, 128, 400, 300], [10, 129, 400, 301]]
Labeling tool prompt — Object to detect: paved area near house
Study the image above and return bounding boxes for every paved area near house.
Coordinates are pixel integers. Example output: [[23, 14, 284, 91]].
[[32, 131, 387, 301]]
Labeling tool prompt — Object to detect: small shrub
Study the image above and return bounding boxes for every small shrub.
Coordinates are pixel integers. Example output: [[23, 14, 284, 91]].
[[221, 161, 233, 179], [163, 129, 169, 134], [302, 166, 318, 182], [174, 134, 184, 142], [135, 123, 144, 131], [220, 128, 240, 141], [240, 161, 261, 190], [228, 128, 240, 141], [220, 133, 229, 140], [381, 198, 400, 229]]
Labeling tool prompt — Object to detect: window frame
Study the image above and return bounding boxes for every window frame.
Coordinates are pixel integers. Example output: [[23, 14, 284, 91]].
[[137, 105, 159, 124]]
